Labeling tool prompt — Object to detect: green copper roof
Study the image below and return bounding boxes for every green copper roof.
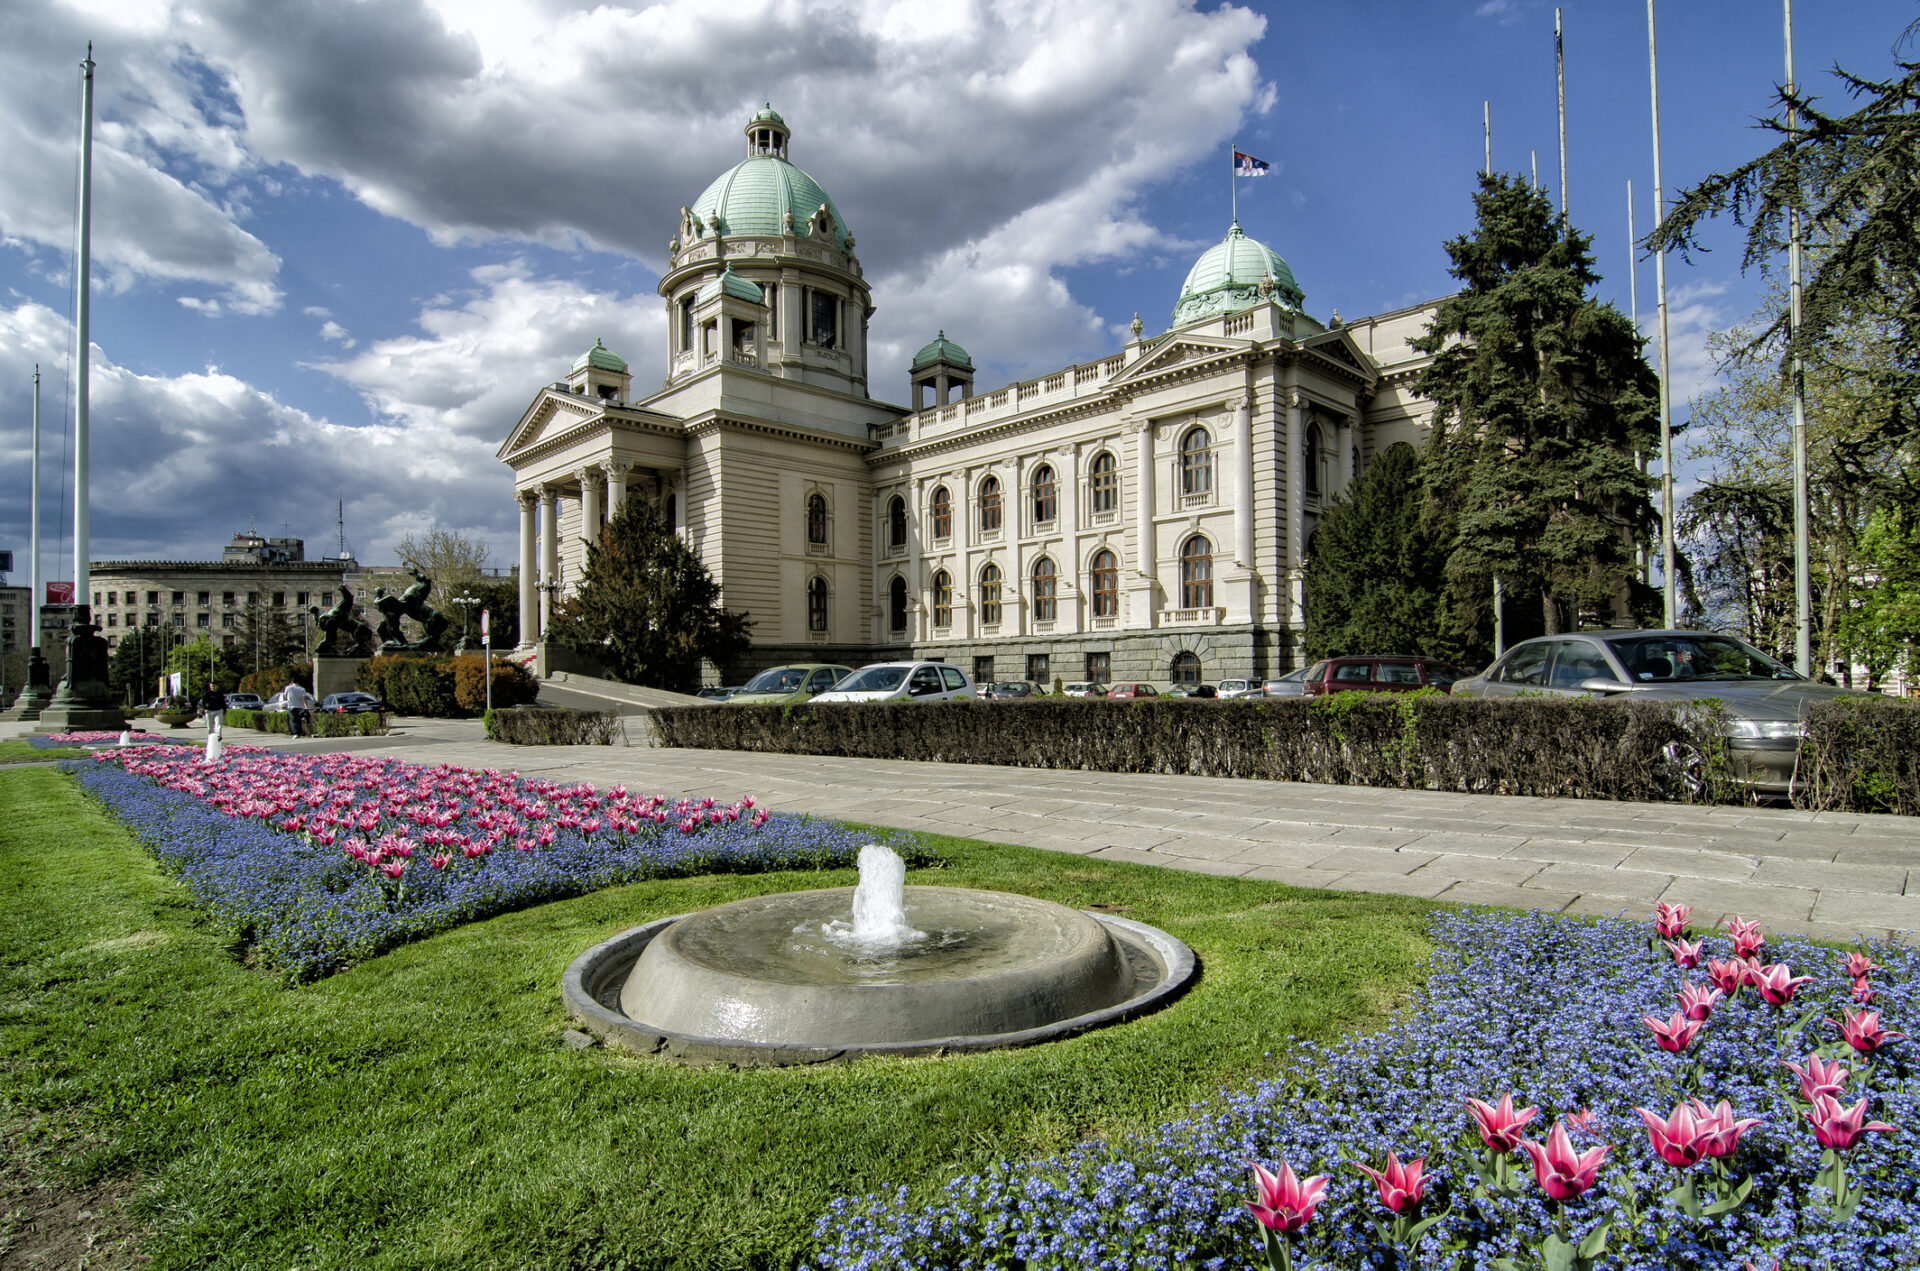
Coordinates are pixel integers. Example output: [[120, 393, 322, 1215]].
[[1169, 222, 1305, 328], [689, 153, 850, 251], [571, 338, 627, 374], [751, 102, 785, 125], [911, 330, 972, 370], [695, 264, 767, 306]]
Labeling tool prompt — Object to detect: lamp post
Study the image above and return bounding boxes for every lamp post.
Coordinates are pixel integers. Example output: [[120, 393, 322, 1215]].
[[449, 590, 480, 654]]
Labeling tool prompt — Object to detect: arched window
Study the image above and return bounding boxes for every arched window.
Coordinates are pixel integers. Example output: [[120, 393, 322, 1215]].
[[807, 576, 829, 631], [930, 486, 952, 540], [806, 492, 828, 546], [1305, 425, 1321, 496], [979, 562, 1003, 625], [1031, 557, 1057, 622], [888, 495, 907, 551], [1170, 651, 1202, 686], [1089, 450, 1118, 513], [979, 476, 1002, 533], [1181, 427, 1213, 497], [888, 575, 908, 632], [1031, 465, 1057, 524], [1180, 534, 1213, 609], [1090, 548, 1118, 618], [931, 570, 953, 627]]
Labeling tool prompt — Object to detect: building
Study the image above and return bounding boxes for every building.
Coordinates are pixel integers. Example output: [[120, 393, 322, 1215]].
[[89, 531, 358, 655], [499, 107, 1445, 686]]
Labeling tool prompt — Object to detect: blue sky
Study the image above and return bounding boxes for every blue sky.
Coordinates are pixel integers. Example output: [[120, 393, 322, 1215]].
[[1, 0, 1912, 575]]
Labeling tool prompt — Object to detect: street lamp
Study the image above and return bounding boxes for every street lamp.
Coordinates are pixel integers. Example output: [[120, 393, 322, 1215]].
[[449, 589, 480, 654]]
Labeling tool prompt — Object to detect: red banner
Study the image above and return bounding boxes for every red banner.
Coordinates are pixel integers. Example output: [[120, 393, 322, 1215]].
[[46, 581, 74, 605]]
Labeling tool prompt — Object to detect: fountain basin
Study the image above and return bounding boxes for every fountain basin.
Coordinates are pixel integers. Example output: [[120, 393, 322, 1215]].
[[563, 886, 1197, 1066]]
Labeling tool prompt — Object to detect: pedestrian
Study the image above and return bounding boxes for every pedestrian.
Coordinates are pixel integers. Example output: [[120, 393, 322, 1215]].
[[283, 679, 317, 738], [198, 680, 228, 739]]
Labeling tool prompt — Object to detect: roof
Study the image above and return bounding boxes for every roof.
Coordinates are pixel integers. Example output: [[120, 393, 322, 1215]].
[[1170, 222, 1306, 328], [695, 264, 768, 306], [571, 338, 628, 374], [911, 330, 972, 370], [690, 142, 850, 250]]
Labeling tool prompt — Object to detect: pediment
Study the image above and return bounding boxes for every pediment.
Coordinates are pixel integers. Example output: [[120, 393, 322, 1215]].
[[497, 391, 602, 462], [1299, 328, 1377, 379], [1110, 334, 1245, 385]]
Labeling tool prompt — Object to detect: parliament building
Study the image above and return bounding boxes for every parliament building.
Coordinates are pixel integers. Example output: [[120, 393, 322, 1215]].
[[498, 107, 1445, 688]]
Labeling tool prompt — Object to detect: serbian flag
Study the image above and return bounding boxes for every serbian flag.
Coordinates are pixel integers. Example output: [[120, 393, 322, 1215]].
[[1234, 150, 1270, 177]]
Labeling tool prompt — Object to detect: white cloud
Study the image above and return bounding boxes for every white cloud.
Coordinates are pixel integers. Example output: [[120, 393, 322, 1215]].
[[1658, 279, 1734, 410], [317, 319, 354, 348]]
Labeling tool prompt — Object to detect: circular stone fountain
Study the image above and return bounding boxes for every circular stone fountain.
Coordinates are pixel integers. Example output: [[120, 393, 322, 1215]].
[[563, 847, 1196, 1065]]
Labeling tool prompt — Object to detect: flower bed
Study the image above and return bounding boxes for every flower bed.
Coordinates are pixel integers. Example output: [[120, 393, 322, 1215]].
[[71, 747, 928, 982], [809, 908, 1914, 1270], [33, 731, 176, 748]]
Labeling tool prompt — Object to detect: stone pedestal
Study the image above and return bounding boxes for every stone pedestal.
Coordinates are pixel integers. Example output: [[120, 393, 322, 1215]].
[[33, 610, 124, 734], [3, 648, 54, 721], [314, 657, 369, 699]]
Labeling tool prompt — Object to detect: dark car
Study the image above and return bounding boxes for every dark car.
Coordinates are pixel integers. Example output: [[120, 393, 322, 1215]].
[[321, 692, 383, 714], [1107, 683, 1159, 699], [981, 680, 1044, 699], [1166, 683, 1218, 698], [1301, 656, 1465, 696]]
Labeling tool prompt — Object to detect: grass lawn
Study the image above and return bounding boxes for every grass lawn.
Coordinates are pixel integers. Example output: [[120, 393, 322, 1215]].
[[1, 766, 1439, 1270], [0, 740, 97, 763]]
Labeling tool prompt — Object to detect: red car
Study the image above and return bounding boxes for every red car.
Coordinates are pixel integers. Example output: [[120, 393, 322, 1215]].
[[1300, 656, 1464, 696], [1106, 682, 1160, 699]]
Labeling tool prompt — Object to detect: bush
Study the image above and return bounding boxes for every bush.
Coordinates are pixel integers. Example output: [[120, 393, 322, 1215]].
[[1798, 694, 1920, 814], [225, 707, 388, 738], [484, 706, 624, 746], [239, 663, 313, 699], [356, 655, 457, 716], [451, 655, 539, 713]]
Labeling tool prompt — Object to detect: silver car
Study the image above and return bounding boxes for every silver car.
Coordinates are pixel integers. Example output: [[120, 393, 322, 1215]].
[[1450, 629, 1871, 797], [1262, 666, 1311, 698]]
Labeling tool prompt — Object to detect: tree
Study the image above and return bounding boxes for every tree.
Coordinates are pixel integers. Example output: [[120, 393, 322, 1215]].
[[1413, 172, 1660, 640], [391, 528, 492, 593], [547, 492, 751, 692], [1303, 442, 1464, 661], [237, 599, 306, 671]]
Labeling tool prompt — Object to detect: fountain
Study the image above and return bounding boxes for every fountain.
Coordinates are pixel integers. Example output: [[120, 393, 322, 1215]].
[[563, 845, 1196, 1065]]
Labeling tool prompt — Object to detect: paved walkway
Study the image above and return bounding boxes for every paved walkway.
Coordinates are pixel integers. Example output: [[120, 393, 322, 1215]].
[[9, 714, 1917, 945]]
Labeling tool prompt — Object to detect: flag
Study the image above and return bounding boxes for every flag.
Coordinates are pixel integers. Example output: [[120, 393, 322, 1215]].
[[1234, 150, 1270, 177]]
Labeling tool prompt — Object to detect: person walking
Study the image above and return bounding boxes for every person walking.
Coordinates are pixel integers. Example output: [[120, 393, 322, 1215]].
[[198, 681, 228, 739], [283, 679, 317, 738]]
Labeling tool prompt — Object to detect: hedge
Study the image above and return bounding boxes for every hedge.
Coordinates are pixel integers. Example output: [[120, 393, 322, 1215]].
[[1798, 694, 1920, 815], [355, 654, 538, 717], [483, 706, 625, 746], [223, 707, 389, 738]]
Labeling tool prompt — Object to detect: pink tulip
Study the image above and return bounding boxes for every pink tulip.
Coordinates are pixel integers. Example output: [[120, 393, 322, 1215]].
[[1828, 1008, 1907, 1056], [1781, 1052, 1852, 1102], [1706, 958, 1747, 996], [1844, 952, 1880, 980], [1689, 1098, 1763, 1160], [1636, 1101, 1712, 1168], [1751, 962, 1813, 1006], [1804, 1094, 1897, 1152], [1352, 1151, 1426, 1214], [1654, 901, 1694, 940], [1677, 983, 1724, 1021], [1466, 1093, 1541, 1153], [1643, 1009, 1704, 1053], [1247, 1161, 1329, 1234], [1518, 1122, 1612, 1201], [1665, 936, 1704, 969], [1723, 916, 1766, 959], [380, 861, 406, 878], [1563, 1107, 1598, 1136], [1851, 977, 1876, 1005]]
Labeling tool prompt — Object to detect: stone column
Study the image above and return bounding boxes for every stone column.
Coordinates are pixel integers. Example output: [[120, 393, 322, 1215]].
[[539, 486, 559, 633], [1134, 419, 1156, 582], [577, 467, 603, 550], [607, 460, 630, 519], [1338, 413, 1357, 494], [517, 490, 538, 648], [1284, 391, 1308, 628], [1231, 396, 1254, 566]]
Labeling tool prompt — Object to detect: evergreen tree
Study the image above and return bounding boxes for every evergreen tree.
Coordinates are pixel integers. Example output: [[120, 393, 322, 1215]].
[[237, 599, 306, 671], [1413, 173, 1659, 639], [1303, 442, 1462, 661], [548, 492, 751, 692]]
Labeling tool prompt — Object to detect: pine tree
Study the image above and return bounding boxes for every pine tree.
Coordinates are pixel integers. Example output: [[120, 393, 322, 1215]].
[[1304, 442, 1462, 661], [548, 492, 751, 692], [1413, 172, 1659, 639]]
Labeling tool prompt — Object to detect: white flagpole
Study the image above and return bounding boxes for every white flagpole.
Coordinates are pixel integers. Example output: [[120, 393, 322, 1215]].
[[72, 46, 94, 621], [29, 367, 41, 656], [1557, 7, 1569, 217], [1785, 0, 1813, 676], [1483, 102, 1491, 175], [1629, 180, 1648, 581], [1648, 1, 1677, 628], [1230, 142, 1237, 225]]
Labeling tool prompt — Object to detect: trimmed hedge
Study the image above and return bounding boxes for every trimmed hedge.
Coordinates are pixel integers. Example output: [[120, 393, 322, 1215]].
[[483, 706, 624, 746], [355, 654, 538, 718], [1799, 694, 1920, 815], [224, 707, 389, 738]]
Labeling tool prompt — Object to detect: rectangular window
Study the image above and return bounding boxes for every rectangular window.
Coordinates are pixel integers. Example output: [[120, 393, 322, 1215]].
[[680, 296, 694, 352], [273, 592, 285, 607], [809, 288, 838, 348], [172, 591, 185, 604], [223, 592, 235, 606], [973, 656, 994, 685], [171, 613, 184, 628], [1086, 651, 1111, 683], [197, 591, 210, 605], [147, 591, 159, 605], [93, 591, 102, 607], [320, 592, 332, 607], [297, 591, 309, 606], [221, 613, 235, 629], [107, 591, 116, 606], [146, 613, 158, 627], [1026, 653, 1050, 683], [106, 613, 117, 627], [196, 613, 210, 628]]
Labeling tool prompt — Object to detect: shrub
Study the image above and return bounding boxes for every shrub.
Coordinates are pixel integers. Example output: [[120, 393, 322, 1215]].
[[451, 655, 539, 713], [1799, 694, 1920, 814], [239, 663, 313, 699], [356, 655, 458, 716], [225, 707, 388, 738], [484, 706, 624, 746]]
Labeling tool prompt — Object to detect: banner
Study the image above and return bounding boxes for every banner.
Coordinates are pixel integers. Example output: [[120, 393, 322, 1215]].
[[46, 581, 74, 604]]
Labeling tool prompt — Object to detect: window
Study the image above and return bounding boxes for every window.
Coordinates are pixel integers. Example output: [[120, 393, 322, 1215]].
[[931, 486, 952, 540], [1180, 535, 1213, 608], [1031, 465, 1056, 524], [1031, 557, 1057, 622], [197, 591, 210, 605], [888, 496, 907, 551], [807, 576, 829, 632], [806, 493, 828, 547], [272, 592, 285, 607], [1089, 450, 1118, 513], [320, 592, 332, 607], [889, 575, 908, 632], [146, 613, 158, 627], [1376, 661, 1421, 684], [1305, 425, 1321, 496], [808, 288, 838, 348], [679, 295, 694, 352], [173, 591, 185, 604], [805, 667, 839, 692], [196, 613, 210, 629], [223, 592, 235, 606], [1170, 651, 1202, 685], [171, 613, 184, 628], [146, 591, 158, 605], [296, 591, 309, 606], [94, 591, 101, 607], [973, 656, 995, 684], [931, 570, 953, 627], [940, 665, 968, 692], [106, 613, 116, 627], [1550, 641, 1619, 689], [221, 613, 235, 630], [1026, 653, 1050, 683], [979, 562, 1002, 625], [1086, 651, 1111, 682], [979, 476, 1002, 533], [1494, 643, 1551, 686], [1180, 427, 1213, 497], [1333, 661, 1374, 683], [1090, 549, 1118, 617], [107, 591, 116, 605]]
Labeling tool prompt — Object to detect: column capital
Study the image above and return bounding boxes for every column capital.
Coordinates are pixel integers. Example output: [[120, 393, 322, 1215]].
[[607, 458, 633, 477], [1287, 388, 1309, 410], [1227, 395, 1250, 414], [517, 488, 540, 509]]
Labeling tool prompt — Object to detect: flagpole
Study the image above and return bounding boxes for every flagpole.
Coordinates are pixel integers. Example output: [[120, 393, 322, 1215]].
[[1629, 180, 1648, 581], [1785, 0, 1812, 676], [1230, 142, 1237, 224], [73, 45, 93, 621], [1483, 102, 1491, 175], [1648, 0, 1677, 628], [1556, 7, 1569, 217]]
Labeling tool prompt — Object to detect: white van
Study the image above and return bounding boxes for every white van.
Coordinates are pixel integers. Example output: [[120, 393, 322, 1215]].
[[811, 661, 975, 704]]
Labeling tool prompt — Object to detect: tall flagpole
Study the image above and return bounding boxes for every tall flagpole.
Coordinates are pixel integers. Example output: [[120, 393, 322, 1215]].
[[1230, 142, 1237, 225], [1483, 102, 1491, 175], [1629, 181, 1649, 581], [1556, 8, 1569, 217], [30, 367, 41, 656], [1648, 2, 1677, 628], [1785, 0, 1813, 676]]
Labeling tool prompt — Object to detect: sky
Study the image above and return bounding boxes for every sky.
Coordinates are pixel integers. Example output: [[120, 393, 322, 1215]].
[[1, 0, 1913, 579]]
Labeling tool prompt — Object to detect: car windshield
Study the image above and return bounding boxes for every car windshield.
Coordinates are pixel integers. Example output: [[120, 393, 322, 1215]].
[[1605, 634, 1800, 682], [743, 667, 808, 692], [836, 665, 910, 692]]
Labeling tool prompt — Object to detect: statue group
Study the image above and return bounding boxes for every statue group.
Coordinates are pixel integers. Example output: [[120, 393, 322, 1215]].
[[311, 568, 449, 657]]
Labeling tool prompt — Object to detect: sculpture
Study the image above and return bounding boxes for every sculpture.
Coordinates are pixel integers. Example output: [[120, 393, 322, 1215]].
[[310, 585, 377, 658], [372, 567, 451, 652]]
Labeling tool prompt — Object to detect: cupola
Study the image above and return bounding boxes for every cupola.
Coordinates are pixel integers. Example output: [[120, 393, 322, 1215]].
[[568, 338, 632, 401], [909, 331, 974, 411], [1169, 222, 1305, 329]]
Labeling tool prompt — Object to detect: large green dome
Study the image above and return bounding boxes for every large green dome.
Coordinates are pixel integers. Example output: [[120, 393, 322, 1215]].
[[1169, 222, 1304, 328], [689, 155, 850, 251]]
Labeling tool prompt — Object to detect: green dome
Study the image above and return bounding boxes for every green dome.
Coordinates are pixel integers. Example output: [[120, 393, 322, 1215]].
[[689, 156, 850, 251], [751, 102, 785, 125], [1169, 222, 1305, 328], [911, 330, 972, 370], [695, 264, 767, 306], [571, 338, 627, 374]]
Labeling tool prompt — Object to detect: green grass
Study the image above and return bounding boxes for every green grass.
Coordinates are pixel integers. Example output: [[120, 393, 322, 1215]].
[[0, 767, 1440, 1270], [0, 740, 95, 762]]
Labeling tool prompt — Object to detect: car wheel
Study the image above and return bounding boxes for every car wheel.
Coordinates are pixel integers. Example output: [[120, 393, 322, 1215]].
[[1656, 741, 1709, 801]]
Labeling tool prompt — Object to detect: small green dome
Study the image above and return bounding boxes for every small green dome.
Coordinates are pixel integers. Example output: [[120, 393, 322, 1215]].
[[751, 102, 785, 125], [911, 330, 972, 370], [571, 338, 627, 374], [1169, 222, 1305, 328], [695, 264, 767, 306]]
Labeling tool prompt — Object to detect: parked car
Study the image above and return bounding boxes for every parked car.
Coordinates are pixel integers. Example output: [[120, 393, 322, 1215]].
[[811, 661, 976, 704], [1450, 629, 1872, 797], [1107, 683, 1159, 699], [725, 664, 853, 706], [1263, 667, 1312, 698], [981, 680, 1044, 699], [321, 692, 383, 714], [1301, 656, 1465, 696], [1166, 683, 1218, 698], [1216, 678, 1258, 699], [695, 686, 745, 702], [1061, 681, 1107, 698], [261, 691, 289, 712], [224, 692, 266, 712]]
